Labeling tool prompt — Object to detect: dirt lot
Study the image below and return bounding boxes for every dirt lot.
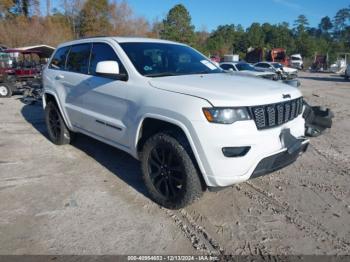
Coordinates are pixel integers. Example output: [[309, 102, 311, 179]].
[[0, 72, 349, 256]]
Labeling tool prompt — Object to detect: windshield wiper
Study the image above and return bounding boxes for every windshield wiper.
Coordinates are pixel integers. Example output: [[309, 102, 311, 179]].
[[144, 72, 178, 77]]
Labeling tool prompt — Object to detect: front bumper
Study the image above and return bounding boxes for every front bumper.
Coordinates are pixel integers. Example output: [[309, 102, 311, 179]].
[[191, 115, 308, 187], [250, 140, 308, 179]]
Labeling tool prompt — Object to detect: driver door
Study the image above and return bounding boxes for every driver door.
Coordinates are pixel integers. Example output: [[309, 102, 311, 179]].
[[73, 42, 130, 147]]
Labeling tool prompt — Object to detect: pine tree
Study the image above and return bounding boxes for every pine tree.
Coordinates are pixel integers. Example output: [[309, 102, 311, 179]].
[[160, 4, 195, 45]]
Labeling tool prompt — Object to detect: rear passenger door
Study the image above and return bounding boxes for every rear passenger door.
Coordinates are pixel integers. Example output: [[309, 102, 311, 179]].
[[61, 43, 92, 131], [74, 42, 130, 147]]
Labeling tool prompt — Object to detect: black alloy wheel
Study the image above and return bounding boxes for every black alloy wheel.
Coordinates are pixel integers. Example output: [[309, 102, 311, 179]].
[[48, 108, 61, 141], [45, 101, 72, 145], [148, 144, 185, 200], [141, 133, 203, 209]]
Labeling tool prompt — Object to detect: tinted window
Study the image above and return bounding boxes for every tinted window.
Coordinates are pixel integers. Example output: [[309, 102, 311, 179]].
[[66, 44, 91, 74], [256, 63, 269, 68], [272, 63, 283, 69], [236, 63, 256, 71], [120, 42, 222, 77], [220, 64, 235, 71], [49, 46, 70, 70], [89, 43, 126, 75]]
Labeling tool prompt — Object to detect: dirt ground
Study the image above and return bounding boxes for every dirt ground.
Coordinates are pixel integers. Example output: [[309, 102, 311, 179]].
[[0, 72, 349, 256]]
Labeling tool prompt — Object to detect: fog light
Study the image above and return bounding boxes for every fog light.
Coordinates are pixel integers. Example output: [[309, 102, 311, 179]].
[[222, 147, 250, 157]]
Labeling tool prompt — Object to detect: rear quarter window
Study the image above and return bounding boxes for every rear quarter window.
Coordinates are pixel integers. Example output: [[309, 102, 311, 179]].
[[49, 46, 70, 70]]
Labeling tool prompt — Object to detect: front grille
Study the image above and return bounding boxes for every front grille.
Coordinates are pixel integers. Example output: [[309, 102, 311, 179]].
[[251, 97, 303, 130]]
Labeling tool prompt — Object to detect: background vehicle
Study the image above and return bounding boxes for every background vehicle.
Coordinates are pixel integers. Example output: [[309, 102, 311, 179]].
[[254, 62, 298, 80], [268, 48, 289, 66], [345, 64, 350, 80], [245, 47, 264, 63], [43, 37, 308, 209], [290, 54, 303, 69], [0, 47, 53, 98], [311, 54, 328, 72], [219, 61, 276, 79], [0, 51, 13, 97]]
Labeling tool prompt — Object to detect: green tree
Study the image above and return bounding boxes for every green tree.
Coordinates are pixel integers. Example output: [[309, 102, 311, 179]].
[[319, 16, 333, 33], [334, 8, 350, 31], [79, 0, 112, 37], [271, 23, 295, 53], [333, 8, 350, 39], [295, 31, 315, 57], [160, 4, 195, 45], [294, 14, 309, 34], [246, 23, 265, 48], [206, 24, 236, 55]]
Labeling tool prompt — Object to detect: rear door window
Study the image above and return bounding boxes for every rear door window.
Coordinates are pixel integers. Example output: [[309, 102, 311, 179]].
[[66, 44, 91, 74], [89, 42, 126, 75], [49, 46, 70, 70]]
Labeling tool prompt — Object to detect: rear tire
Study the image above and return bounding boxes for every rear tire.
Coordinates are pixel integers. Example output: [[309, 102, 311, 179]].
[[141, 133, 203, 209], [0, 83, 12, 98], [45, 101, 73, 145]]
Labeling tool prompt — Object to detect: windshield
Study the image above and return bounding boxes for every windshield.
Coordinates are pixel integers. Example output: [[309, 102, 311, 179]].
[[291, 57, 301, 61], [119, 42, 222, 77], [272, 63, 283, 69], [235, 63, 256, 71]]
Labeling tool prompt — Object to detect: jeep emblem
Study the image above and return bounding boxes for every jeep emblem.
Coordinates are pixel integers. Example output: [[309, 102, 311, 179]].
[[283, 94, 291, 99]]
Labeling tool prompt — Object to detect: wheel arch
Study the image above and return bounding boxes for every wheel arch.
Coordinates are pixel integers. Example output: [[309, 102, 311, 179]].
[[135, 115, 209, 187], [43, 91, 72, 129]]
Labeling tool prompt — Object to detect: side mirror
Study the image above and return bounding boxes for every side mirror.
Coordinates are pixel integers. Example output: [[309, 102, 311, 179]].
[[228, 68, 234, 72], [95, 61, 127, 80]]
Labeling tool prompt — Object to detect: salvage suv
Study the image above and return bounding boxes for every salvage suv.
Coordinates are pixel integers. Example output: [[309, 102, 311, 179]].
[[43, 37, 309, 209]]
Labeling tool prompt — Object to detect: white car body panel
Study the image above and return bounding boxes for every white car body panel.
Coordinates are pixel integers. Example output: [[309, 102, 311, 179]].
[[43, 37, 307, 187]]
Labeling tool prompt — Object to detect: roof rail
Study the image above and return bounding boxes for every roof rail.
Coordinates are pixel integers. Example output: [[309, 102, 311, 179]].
[[78, 35, 109, 40]]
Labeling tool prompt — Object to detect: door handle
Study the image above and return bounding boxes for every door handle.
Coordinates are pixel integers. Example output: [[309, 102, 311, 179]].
[[55, 74, 64, 80]]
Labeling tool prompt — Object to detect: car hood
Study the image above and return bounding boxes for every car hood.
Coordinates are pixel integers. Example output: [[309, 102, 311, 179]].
[[148, 73, 302, 107]]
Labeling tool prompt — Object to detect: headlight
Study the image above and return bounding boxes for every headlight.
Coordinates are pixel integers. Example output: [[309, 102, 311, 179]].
[[202, 107, 251, 124]]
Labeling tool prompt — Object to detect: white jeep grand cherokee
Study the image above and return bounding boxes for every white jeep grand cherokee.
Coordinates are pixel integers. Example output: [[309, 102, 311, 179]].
[[43, 37, 309, 209]]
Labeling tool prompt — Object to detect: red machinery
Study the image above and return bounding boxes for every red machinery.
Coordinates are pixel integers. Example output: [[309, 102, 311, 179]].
[[268, 48, 289, 66], [246, 47, 290, 66]]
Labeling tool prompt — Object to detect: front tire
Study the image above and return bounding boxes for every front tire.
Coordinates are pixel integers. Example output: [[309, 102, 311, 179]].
[[45, 101, 72, 145], [141, 133, 203, 209], [0, 83, 12, 98]]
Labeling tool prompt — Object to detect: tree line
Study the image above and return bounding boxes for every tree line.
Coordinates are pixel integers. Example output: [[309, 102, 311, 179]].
[[0, 1, 349, 63]]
